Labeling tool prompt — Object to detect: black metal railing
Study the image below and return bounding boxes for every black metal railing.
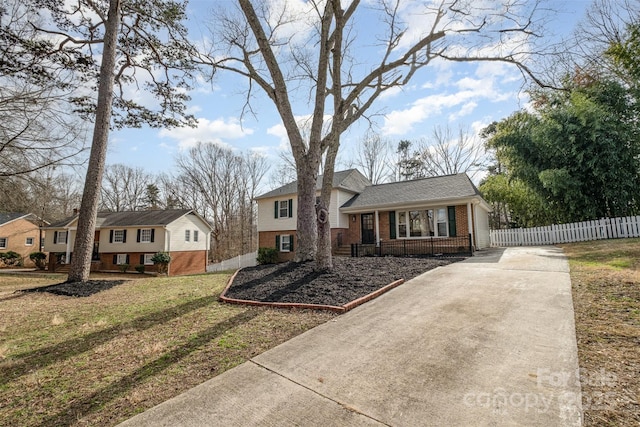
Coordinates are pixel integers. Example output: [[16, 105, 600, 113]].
[[351, 234, 473, 258]]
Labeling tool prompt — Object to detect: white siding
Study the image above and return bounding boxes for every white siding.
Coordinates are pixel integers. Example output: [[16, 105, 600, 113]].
[[43, 229, 69, 253], [99, 227, 166, 253], [475, 206, 491, 249], [335, 189, 355, 229], [165, 213, 211, 252], [257, 196, 297, 232]]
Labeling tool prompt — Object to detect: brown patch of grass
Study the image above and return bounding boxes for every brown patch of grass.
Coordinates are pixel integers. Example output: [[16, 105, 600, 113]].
[[561, 239, 640, 426], [0, 271, 335, 426]]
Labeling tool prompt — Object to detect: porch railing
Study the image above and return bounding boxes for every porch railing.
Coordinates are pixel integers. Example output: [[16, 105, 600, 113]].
[[350, 234, 473, 258]]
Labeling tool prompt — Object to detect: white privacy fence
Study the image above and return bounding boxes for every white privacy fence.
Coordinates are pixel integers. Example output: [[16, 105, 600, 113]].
[[207, 251, 258, 272], [490, 216, 640, 247]]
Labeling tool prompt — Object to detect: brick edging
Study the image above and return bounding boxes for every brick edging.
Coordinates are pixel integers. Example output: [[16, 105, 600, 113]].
[[219, 269, 406, 314]]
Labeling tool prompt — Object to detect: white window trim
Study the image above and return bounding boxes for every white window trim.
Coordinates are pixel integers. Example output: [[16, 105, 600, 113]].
[[396, 208, 449, 239], [116, 254, 128, 265], [113, 229, 125, 243], [280, 234, 291, 252], [56, 231, 68, 245], [185, 230, 190, 242], [279, 200, 289, 219], [0, 237, 6, 249], [193, 230, 199, 242], [140, 229, 152, 243], [25, 237, 34, 246], [143, 254, 154, 265]]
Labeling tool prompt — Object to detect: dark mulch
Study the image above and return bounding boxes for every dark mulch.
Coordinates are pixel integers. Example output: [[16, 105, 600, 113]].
[[21, 280, 128, 297], [225, 256, 465, 307]]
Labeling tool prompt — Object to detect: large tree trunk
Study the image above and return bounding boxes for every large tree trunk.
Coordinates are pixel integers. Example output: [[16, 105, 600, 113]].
[[67, 0, 120, 282], [294, 157, 320, 262], [316, 141, 340, 269]]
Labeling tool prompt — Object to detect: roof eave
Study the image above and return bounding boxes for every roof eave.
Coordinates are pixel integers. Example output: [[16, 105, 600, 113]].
[[340, 195, 487, 213]]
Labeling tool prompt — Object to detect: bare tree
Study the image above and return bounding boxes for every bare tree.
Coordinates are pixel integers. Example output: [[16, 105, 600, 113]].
[[0, 1, 89, 177], [100, 164, 152, 212], [354, 130, 392, 184], [419, 125, 487, 180], [172, 142, 267, 260], [206, 0, 557, 268]]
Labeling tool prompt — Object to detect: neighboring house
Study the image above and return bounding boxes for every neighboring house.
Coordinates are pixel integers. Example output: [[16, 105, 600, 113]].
[[42, 209, 213, 276], [255, 169, 492, 261], [0, 213, 46, 267]]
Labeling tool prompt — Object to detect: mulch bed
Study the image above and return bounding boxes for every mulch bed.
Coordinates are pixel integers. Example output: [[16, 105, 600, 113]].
[[224, 256, 464, 307], [21, 280, 128, 297]]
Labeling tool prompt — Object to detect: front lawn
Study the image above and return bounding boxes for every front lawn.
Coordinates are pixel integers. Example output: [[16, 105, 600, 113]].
[[0, 272, 335, 426], [562, 239, 640, 426]]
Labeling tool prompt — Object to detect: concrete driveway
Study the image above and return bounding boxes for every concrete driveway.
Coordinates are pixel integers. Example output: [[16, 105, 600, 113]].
[[119, 246, 582, 426]]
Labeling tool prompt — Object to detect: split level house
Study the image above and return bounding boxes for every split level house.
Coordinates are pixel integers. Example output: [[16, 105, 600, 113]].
[[43, 209, 213, 276], [255, 169, 492, 262], [0, 213, 46, 267]]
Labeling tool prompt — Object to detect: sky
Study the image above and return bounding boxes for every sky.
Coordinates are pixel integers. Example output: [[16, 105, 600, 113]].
[[106, 0, 592, 189]]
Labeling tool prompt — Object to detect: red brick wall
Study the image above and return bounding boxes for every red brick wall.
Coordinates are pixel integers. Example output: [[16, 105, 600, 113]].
[[258, 230, 296, 262], [98, 251, 206, 276], [455, 205, 470, 237], [169, 251, 207, 276]]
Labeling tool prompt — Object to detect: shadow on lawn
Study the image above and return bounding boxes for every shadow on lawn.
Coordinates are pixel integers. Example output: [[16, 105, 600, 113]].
[[0, 294, 219, 386], [36, 310, 260, 427]]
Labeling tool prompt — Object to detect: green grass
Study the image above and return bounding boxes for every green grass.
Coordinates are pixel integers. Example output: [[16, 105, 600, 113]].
[[0, 272, 335, 426], [561, 238, 640, 426]]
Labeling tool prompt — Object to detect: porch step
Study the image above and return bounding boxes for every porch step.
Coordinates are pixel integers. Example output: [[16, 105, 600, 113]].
[[333, 246, 352, 257]]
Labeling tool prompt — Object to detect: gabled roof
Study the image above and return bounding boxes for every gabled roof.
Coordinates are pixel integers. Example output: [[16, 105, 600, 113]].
[[340, 173, 484, 211], [255, 169, 372, 200], [0, 212, 44, 226], [45, 209, 213, 230]]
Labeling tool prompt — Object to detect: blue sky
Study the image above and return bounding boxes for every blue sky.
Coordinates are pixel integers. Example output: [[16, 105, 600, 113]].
[[107, 0, 591, 185]]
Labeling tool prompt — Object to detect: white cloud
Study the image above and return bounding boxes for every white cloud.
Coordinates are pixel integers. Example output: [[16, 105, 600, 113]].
[[159, 117, 253, 150]]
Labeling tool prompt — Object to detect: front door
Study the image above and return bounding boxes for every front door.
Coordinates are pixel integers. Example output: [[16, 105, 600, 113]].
[[361, 213, 375, 244]]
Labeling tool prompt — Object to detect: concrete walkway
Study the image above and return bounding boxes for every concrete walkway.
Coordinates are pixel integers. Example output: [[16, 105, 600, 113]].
[[119, 246, 583, 426]]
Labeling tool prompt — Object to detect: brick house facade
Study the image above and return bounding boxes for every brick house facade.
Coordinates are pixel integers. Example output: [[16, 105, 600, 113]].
[[43, 210, 212, 276], [256, 170, 492, 262], [0, 213, 45, 267]]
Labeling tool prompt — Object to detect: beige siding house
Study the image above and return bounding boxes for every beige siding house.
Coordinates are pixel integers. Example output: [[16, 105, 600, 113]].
[[43, 209, 212, 276], [256, 170, 492, 261]]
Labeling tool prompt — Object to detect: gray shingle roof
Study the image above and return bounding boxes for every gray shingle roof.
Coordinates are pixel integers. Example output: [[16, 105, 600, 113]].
[[45, 209, 211, 229], [255, 169, 371, 199], [341, 173, 482, 210], [0, 212, 29, 226]]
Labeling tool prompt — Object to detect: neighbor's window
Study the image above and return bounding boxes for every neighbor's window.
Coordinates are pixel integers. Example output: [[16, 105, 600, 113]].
[[113, 230, 125, 243], [280, 234, 291, 252], [279, 200, 289, 218], [140, 229, 152, 243], [55, 231, 67, 244], [116, 254, 128, 265], [25, 237, 34, 246], [193, 230, 199, 242], [0, 237, 6, 249], [143, 254, 154, 265], [185, 230, 190, 242]]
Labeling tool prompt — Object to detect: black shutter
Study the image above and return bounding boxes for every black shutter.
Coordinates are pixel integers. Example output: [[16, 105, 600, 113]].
[[109, 230, 113, 243], [113, 254, 117, 264], [126, 254, 130, 264], [275, 235, 280, 251], [140, 254, 144, 264], [389, 211, 396, 239], [150, 229, 155, 242], [447, 206, 457, 237], [288, 199, 293, 217], [54, 231, 58, 244], [137, 229, 141, 242], [274, 201, 279, 218], [290, 235, 294, 251], [122, 230, 127, 243]]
